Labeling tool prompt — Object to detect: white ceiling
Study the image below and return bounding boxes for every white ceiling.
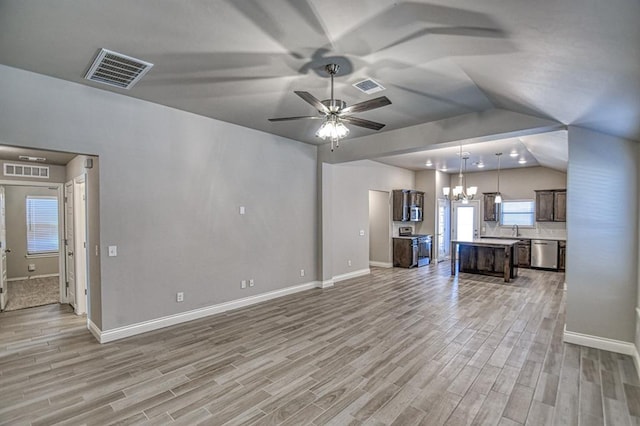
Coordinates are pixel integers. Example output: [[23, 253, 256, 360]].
[[0, 145, 77, 166], [375, 130, 568, 171], [0, 0, 637, 162]]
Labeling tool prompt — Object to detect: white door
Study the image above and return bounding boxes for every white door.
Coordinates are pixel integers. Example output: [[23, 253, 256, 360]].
[[452, 200, 481, 241], [64, 181, 75, 310], [0, 186, 7, 311], [436, 198, 450, 262], [74, 179, 87, 315]]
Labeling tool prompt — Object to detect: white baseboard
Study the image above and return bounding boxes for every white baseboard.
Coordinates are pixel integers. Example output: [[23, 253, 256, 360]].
[[369, 261, 392, 268], [564, 325, 640, 382], [319, 280, 334, 289], [8, 273, 59, 282], [93, 280, 322, 343], [88, 319, 101, 342], [332, 268, 370, 283]]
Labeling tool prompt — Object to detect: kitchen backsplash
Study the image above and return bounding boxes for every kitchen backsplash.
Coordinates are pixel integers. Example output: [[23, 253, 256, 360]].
[[482, 221, 567, 240]]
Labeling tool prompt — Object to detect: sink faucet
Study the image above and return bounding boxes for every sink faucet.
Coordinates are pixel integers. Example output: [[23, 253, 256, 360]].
[[512, 225, 520, 237]]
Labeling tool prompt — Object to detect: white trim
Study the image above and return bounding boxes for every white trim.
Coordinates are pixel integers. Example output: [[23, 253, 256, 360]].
[[320, 280, 334, 289], [93, 280, 322, 343], [564, 326, 640, 382], [332, 268, 370, 283], [88, 319, 101, 342], [369, 261, 392, 268], [7, 273, 59, 281], [635, 307, 640, 382]]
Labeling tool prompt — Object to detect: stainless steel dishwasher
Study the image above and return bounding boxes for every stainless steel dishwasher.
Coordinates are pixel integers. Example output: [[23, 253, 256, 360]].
[[531, 239, 559, 269]]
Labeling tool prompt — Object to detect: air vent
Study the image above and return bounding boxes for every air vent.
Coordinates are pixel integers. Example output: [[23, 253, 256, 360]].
[[4, 163, 49, 179], [352, 78, 385, 95], [84, 48, 153, 90]]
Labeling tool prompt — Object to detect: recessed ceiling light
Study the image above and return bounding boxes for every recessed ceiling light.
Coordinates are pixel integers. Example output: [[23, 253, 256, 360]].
[[425, 160, 433, 167], [518, 158, 527, 164], [510, 151, 518, 157]]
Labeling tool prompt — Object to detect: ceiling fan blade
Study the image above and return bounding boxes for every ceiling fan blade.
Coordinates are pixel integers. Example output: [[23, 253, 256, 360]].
[[268, 116, 322, 122], [340, 96, 392, 115], [342, 116, 386, 131], [295, 91, 330, 114]]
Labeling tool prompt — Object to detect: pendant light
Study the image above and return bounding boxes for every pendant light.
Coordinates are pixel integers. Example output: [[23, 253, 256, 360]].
[[495, 152, 503, 203]]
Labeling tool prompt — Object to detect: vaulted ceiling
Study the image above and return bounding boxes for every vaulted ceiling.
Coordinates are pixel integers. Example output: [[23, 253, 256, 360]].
[[0, 0, 638, 166]]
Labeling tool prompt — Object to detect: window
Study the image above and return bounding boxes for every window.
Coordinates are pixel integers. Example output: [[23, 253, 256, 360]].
[[26, 196, 59, 255], [500, 200, 535, 226]]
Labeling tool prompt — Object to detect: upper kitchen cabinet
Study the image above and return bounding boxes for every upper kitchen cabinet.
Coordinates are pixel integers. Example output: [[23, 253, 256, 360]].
[[483, 192, 499, 222], [554, 190, 566, 222], [535, 189, 566, 222], [393, 189, 424, 222]]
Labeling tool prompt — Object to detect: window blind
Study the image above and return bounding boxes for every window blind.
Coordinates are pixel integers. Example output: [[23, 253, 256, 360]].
[[500, 200, 535, 226], [26, 196, 59, 254]]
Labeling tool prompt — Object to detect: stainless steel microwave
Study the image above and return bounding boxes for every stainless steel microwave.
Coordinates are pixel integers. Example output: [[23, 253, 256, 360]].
[[410, 206, 422, 221]]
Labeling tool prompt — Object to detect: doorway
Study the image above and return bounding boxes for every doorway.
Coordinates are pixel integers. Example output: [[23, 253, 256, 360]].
[[0, 182, 64, 311], [452, 200, 481, 241], [368, 190, 392, 268], [436, 198, 450, 262]]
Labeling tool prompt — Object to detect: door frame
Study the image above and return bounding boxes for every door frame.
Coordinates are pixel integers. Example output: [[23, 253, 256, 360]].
[[451, 200, 481, 241], [0, 179, 66, 304], [72, 174, 88, 315]]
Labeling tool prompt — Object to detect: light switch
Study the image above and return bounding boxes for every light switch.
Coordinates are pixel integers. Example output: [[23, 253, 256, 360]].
[[108, 245, 117, 257], [239, 206, 245, 215]]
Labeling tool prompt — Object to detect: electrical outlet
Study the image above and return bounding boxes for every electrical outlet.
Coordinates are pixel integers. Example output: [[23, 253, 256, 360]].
[[241, 280, 247, 289], [359, 229, 365, 236], [28, 264, 36, 272], [176, 292, 184, 302], [348, 260, 352, 266], [239, 206, 245, 215], [300, 269, 305, 277], [249, 279, 254, 287]]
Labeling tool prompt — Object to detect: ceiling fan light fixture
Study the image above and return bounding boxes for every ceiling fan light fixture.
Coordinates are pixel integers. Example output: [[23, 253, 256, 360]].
[[316, 118, 349, 140]]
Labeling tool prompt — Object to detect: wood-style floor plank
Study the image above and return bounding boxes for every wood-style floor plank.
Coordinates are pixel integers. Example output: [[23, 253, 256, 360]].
[[0, 263, 638, 425]]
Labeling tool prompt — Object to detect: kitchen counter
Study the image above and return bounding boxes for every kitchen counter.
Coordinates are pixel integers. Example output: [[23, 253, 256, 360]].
[[451, 239, 519, 282], [482, 235, 567, 242]]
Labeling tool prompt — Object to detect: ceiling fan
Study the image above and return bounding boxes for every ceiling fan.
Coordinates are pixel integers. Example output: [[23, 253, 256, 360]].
[[269, 64, 392, 151]]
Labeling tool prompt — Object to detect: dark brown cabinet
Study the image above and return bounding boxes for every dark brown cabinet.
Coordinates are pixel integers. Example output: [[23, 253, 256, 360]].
[[392, 189, 424, 222], [517, 239, 531, 268], [554, 191, 566, 222], [483, 192, 499, 221], [559, 240, 566, 270], [535, 189, 566, 222]]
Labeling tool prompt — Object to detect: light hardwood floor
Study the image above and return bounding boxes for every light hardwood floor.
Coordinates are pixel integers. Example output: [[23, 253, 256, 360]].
[[0, 263, 638, 425]]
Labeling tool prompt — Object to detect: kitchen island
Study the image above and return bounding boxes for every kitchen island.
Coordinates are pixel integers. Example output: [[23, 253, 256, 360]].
[[451, 238, 520, 282]]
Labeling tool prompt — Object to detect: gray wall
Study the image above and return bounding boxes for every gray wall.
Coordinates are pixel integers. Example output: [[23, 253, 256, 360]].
[[415, 170, 437, 237], [4, 185, 59, 279], [326, 160, 414, 278], [453, 166, 568, 239], [0, 65, 317, 331], [66, 155, 102, 327], [566, 126, 638, 343], [368, 190, 390, 264]]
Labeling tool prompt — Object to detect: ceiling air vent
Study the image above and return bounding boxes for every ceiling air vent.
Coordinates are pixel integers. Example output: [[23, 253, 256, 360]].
[[84, 48, 153, 90], [352, 78, 385, 95]]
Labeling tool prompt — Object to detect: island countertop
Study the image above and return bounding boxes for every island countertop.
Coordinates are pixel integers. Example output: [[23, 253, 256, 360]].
[[451, 238, 520, 247]]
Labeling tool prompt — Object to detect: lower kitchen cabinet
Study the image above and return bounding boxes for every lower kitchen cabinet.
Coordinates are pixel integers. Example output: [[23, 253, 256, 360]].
[[517, 239, 531, 268], [559, 241, 566, 271]]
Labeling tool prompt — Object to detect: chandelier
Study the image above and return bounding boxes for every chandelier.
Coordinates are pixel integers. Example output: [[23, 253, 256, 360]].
[[443, 146, 477, 204]]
